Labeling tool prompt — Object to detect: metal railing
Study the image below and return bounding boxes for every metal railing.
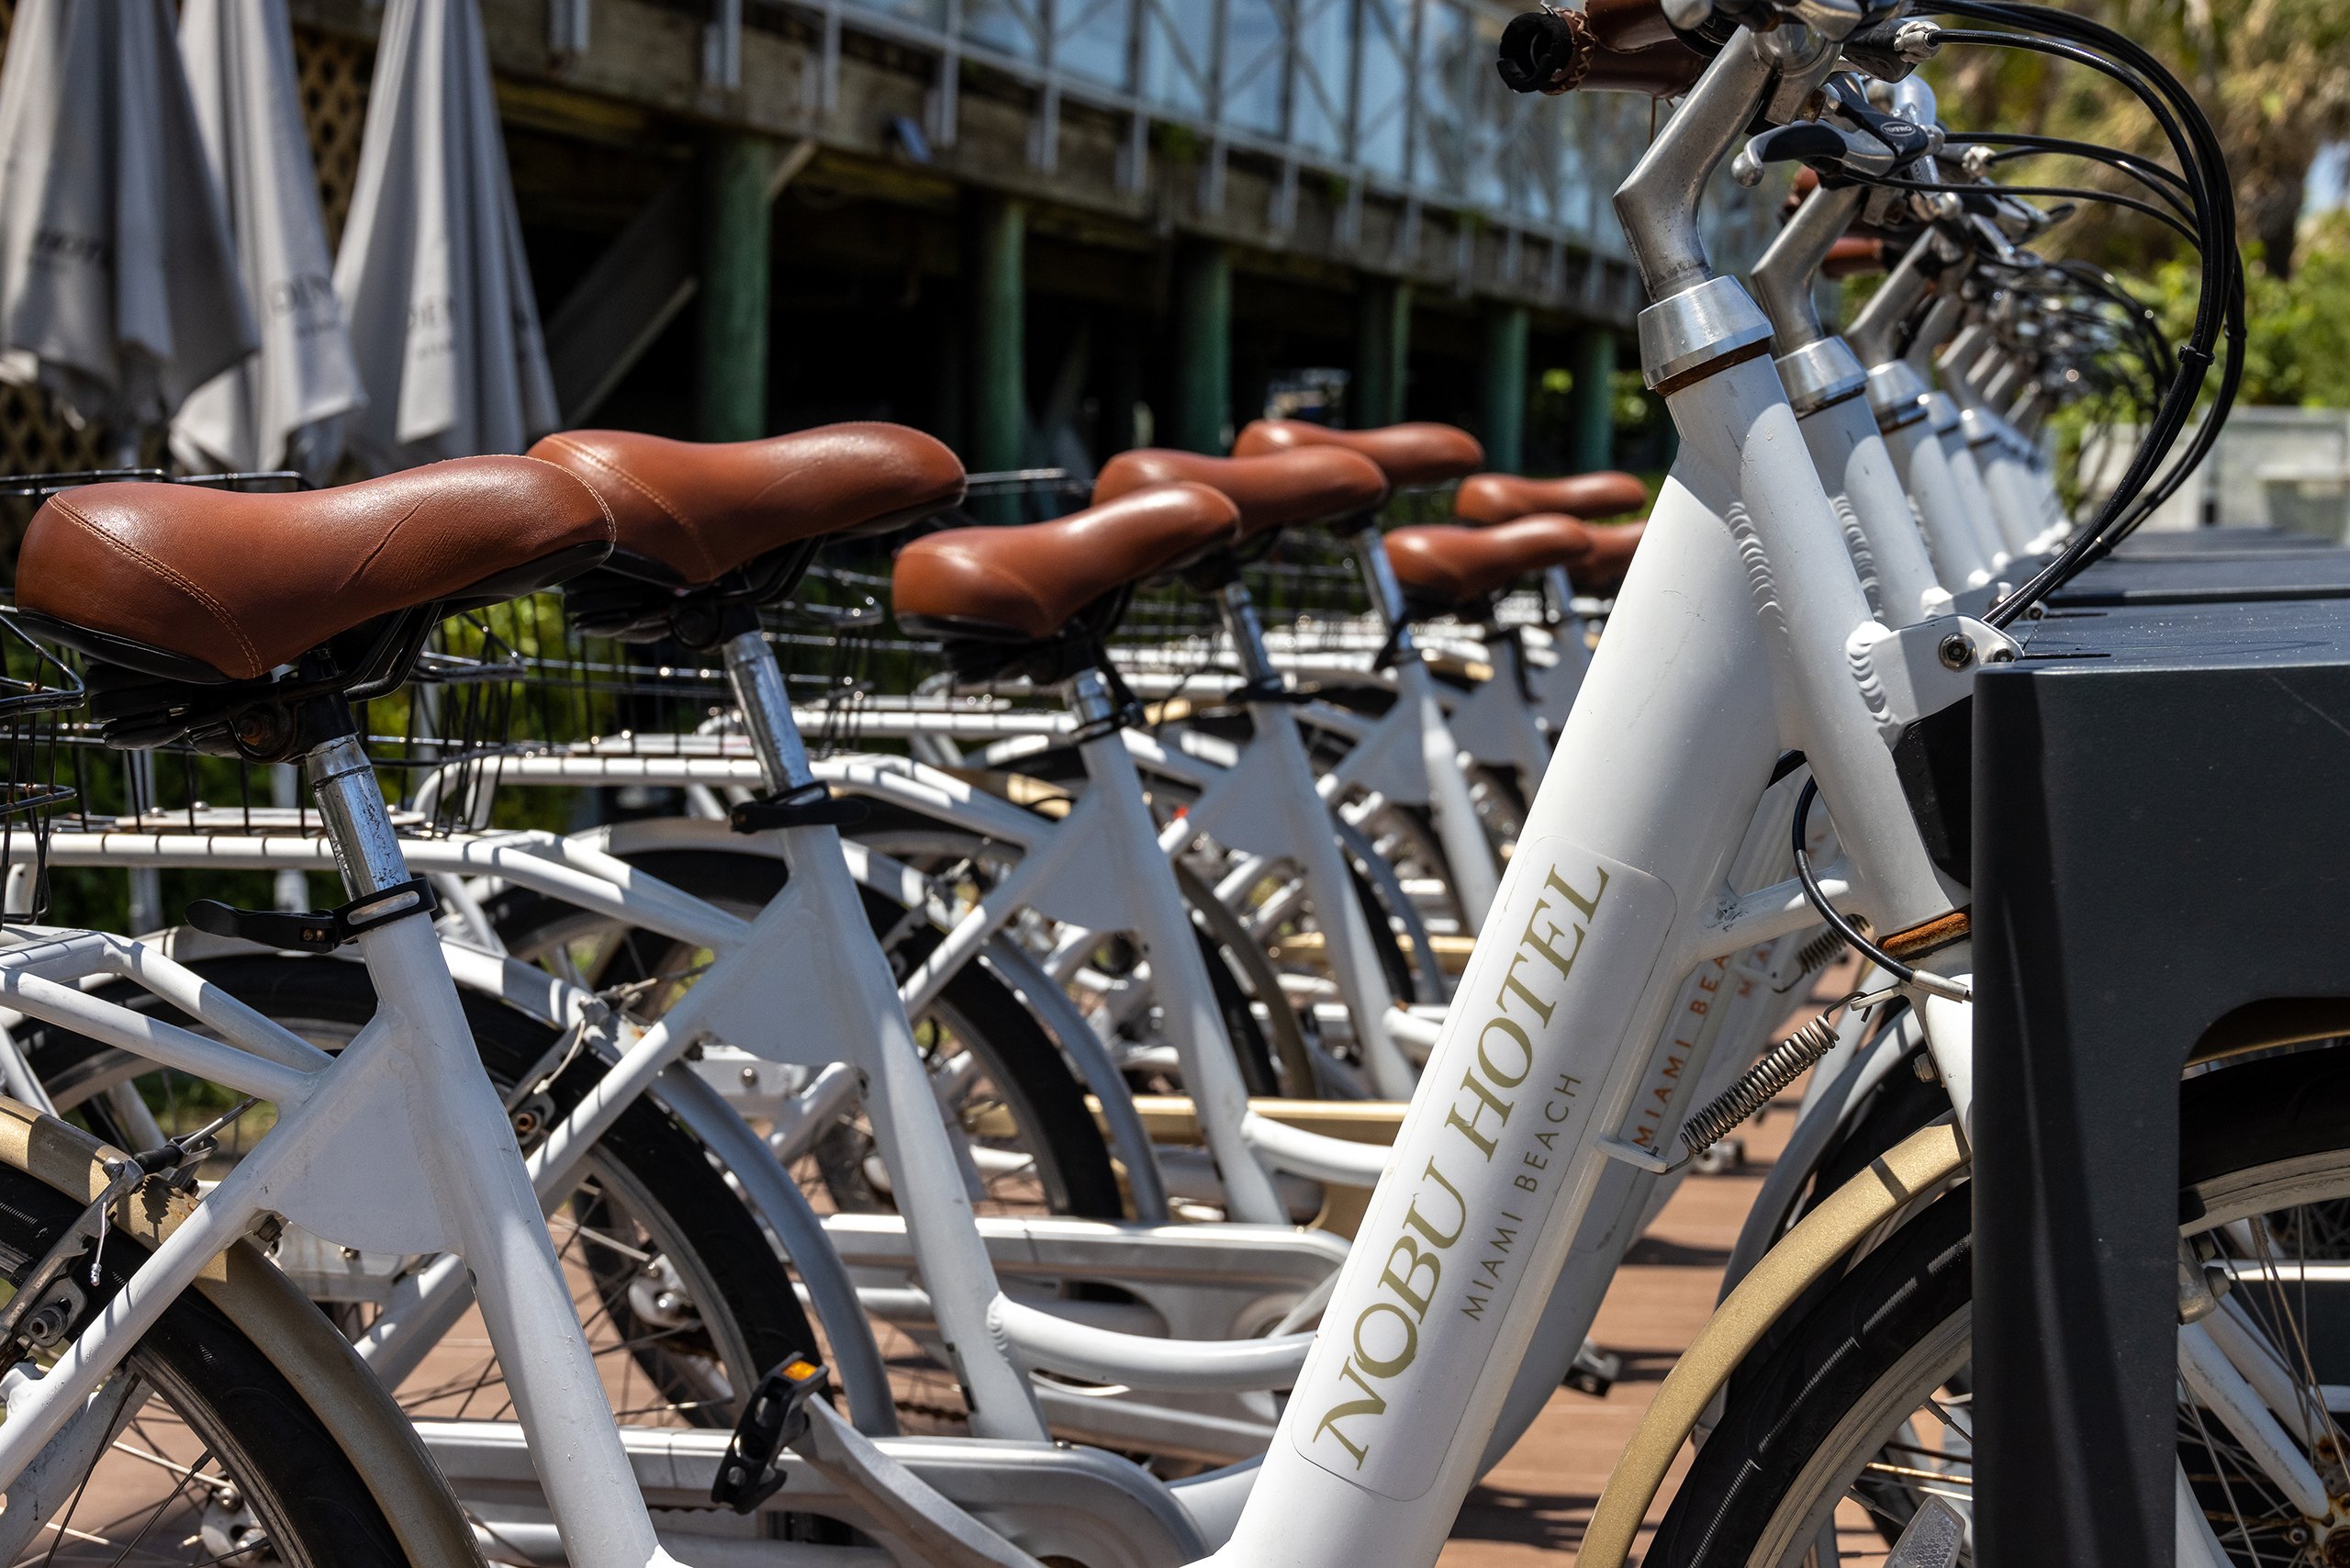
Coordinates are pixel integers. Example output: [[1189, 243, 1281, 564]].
[[593, 0, 1774, 289]]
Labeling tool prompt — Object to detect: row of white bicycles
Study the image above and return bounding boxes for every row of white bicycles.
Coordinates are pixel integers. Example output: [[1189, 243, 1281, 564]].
[[0, 0, 2317, 1563]]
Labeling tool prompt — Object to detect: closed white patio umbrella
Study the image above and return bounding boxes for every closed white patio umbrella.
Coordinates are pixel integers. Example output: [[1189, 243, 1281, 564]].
[[334, 0, 556, 472], [0, 0, 257, 455], [171, 0, 365, 479]]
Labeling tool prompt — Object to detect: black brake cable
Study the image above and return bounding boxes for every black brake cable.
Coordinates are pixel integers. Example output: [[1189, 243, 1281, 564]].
[[1866, 175, 2202, 247], [1788, 773, 1920, 987], [1917, 4, 2238, 621], [1978, 148, 2195, 220], [1939, 4, 2239, 374], [1971, 255, 2170, 415], [2093, 269, 2246, 545], [2000, 6, 2248, 551], [1941, 132, 2197, 210], [2053, 260, 2177, 383]]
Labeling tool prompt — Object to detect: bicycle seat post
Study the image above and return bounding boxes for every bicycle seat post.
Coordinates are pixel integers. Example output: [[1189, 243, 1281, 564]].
[[1212, 578, 1280, 691], [304, 721, 412, 901], [719, 619, 818, 796], [1338, 519, 1419, 664]]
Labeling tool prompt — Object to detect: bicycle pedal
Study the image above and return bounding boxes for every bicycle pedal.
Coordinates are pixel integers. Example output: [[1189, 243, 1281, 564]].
[[1563, 1341, 1622, 1397], [711, 1353, 829, 1514]]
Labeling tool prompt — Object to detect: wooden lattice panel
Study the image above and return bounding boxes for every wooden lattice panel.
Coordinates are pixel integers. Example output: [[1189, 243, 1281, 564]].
[[0, 14, 375, 476], [292, 25, 374, 249], [0, 0, 92, 480], [0, 385, 102, 476]]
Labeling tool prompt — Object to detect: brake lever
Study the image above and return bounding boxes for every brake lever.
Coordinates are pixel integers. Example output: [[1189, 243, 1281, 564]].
[[1735, 118, 1900, 184], [1957, 209, 2017, 262], [1832, 78, 1935, 162], [1733, 74, 1932, 185]]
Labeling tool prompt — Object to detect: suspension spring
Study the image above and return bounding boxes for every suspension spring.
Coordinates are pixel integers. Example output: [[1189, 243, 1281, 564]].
[[1774, 928, 1851, 993], [1679, 1012, 1844, 1158], [1793, 928, 1848, 977]]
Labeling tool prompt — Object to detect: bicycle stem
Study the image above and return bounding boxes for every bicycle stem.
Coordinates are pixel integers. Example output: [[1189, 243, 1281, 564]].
[[1751, 183, 1865, 354], [1621, 28, 1961, 941], [1614, 30, 1778, 299]]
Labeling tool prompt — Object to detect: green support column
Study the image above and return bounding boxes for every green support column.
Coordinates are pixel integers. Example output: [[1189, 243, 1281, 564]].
[[697, 132, 778, 443], [966, 196, 1027, 522], [1353, 276, 1412, 428], [1479, 304, 1530, 475], [1564, 329, 1617, 475], [1170, 241, 1232, 454]]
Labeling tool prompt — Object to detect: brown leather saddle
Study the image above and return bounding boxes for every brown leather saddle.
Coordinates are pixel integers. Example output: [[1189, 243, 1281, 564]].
[[528, 422, 967, 644], [17, 458, 616, 756]]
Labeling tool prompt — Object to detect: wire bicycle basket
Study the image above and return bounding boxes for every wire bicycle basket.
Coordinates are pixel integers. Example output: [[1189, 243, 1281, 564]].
[[0, 613, 86, 922]]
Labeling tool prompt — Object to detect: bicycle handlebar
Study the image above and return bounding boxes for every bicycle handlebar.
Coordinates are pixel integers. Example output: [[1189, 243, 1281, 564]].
[[1662, 0, 1867, 40], [1495, 6, 1707, 98]]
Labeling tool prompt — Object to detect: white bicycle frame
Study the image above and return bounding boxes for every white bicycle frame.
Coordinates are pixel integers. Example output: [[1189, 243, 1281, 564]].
[[29, 657, 1404, 1470], [1203, 32, 1987, 1568], [415, 633, 1426, 1173], [91, 633, 1420, 1376], [28, 614, 1837, 1501], [1113, 528, 1516, 934], [0, 733, 689, 1568]]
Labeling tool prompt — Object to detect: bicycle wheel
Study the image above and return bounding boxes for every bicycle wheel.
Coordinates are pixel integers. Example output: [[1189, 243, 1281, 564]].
[[1648, 1045, 2350, 1568], [486, 845, 1124, 1220], [22, 955, 822, 1438], [0, 1158, 413, 1566]]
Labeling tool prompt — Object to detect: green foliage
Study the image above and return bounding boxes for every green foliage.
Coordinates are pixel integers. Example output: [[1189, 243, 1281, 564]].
[[2140, 210, 2350, 408], [1609, 367, 1661, 438], [1924, 0, 2350, 274], [2031, 216, 2350, 511]]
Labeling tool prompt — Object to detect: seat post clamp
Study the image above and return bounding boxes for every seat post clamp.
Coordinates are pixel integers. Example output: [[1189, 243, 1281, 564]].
[[1069, 701, 1147, 745], [1225, 674, 1313, 706], [185, 877, 439, 955], [729, 783, 870, 834], [1069, 643, 1147, 743]]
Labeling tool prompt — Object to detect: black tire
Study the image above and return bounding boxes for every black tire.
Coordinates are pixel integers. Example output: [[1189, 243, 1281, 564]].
[[1186, 911, 1289, 1100], [23, 954, 822, 1433], [1724, 1015, 1947, 1396], [1341, 846, 1430, 1008], [1367, 801, 1472, 934], [1649, 1045, 2350, 1568], [485, 846, 1125, 1220], [0, 1158, 413, 1565]]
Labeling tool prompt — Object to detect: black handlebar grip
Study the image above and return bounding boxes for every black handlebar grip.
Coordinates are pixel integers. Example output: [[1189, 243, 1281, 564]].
[[1497, 11, 1590, 94]]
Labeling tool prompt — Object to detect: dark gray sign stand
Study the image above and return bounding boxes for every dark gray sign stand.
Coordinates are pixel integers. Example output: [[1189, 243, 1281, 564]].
[[1974, 594, 2350, 1566]]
